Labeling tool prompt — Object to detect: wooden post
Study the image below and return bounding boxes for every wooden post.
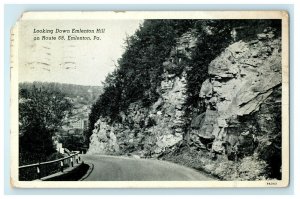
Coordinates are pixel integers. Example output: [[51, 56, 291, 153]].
[[37, 163, 41, 179], [60, 161, 64, 172]]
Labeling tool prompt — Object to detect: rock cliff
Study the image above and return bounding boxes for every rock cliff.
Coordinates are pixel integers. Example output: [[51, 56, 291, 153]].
[[87, 24, 282, 180], [88, 31, 197, 157], [185, 28, 282, 179], [196, 30, 281, 159]]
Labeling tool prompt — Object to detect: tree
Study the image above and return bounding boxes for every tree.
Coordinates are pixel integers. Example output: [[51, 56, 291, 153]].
[[87, 19, 282, 146], [86, 20, 195, 142], [59, 131, 85, 152], [19, 85, 73, 159]]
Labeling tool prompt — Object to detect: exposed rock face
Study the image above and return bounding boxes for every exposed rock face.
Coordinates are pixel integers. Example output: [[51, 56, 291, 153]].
[[87, 119, 119, 154], [195, 29, 282, 166], [88, 31, 197, 156], [148, 70, 187, 155], [88, 27, 282, 179]]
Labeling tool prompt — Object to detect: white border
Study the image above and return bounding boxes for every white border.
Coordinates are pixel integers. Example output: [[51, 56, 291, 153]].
[[10, 10, 290, 189]]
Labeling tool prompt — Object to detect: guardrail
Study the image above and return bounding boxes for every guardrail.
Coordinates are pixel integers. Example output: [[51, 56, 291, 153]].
[[19, 151, 82, 181]]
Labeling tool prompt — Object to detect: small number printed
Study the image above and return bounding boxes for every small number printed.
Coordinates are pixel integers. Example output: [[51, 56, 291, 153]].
[[267, 182, 278, 186]]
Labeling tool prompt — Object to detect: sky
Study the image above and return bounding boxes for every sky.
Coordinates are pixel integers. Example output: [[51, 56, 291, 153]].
[[18, 19, 142, 86]]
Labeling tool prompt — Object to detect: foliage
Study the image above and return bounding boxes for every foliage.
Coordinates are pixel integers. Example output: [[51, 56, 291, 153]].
[[237, 156, 268, 181], [19, 152, 64, 180], [19, 85, 73, 163], [59, 133, 85, 152], [87, 19, 282, 144], [87, 20, 195, 142], [185, 19, 281, 115], [19, 82, 102, 105], [256, 134, 282, 179], [162, 147, 268, 181], [19, 150, 64, 166]]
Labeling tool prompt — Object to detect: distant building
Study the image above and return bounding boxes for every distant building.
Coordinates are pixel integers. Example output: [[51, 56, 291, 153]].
[[54, 140, 64, 154], [69, 118, 88, 129]]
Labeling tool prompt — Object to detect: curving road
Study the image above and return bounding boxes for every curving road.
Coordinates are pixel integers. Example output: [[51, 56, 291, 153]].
[[81, 155, 215, 181]]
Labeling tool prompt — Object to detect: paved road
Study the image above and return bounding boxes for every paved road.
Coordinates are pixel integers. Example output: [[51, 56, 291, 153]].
[[81, 155, 214, 181]]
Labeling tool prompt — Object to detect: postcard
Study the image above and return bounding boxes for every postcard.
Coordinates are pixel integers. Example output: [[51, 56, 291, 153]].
[[10, 11, 289, 188]]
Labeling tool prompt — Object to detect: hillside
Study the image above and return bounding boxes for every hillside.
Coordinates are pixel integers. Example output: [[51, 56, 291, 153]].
[[19, 82, 102, 105], [86, 19, 282, 180], [19, 82, 102, 150]]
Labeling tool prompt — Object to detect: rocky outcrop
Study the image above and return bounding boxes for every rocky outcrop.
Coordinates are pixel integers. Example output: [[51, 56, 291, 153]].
[[87, 26, 282, 179], [87, 31, 197, 157], [87, 118, 119, 154], [148, 70, 187, 155], [193, 28, 282, 169]]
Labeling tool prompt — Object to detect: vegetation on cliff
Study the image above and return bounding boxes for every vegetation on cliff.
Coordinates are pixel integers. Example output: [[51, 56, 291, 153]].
[[87, 20, 195, 142], [88, 19, 281, 143], [87, 19, 282, 180]]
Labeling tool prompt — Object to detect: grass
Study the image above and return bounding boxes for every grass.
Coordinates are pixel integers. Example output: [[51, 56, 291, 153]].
[[161, 146, 269, 181]]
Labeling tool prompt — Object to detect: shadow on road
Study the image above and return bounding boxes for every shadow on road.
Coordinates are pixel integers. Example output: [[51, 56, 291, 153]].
[[44, 163, 90, 181]]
